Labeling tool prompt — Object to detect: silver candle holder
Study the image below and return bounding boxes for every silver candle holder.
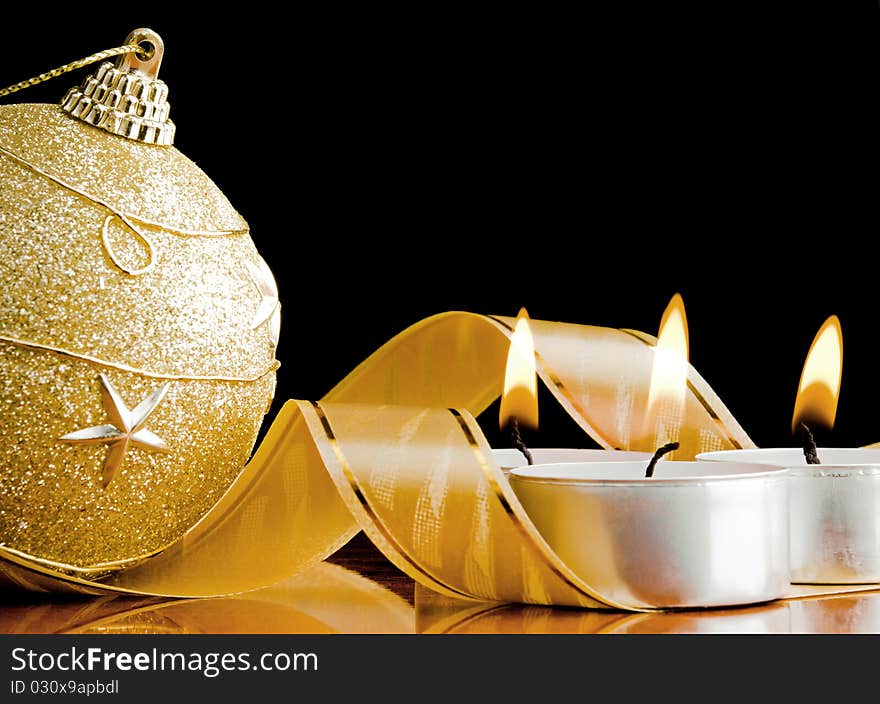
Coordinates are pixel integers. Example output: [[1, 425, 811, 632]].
[[700, 448, 880, 584], [509, 460, 790, 609]]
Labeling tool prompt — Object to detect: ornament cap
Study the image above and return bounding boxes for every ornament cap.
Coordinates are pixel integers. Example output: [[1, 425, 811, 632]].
[[59, 28, 176, 146]]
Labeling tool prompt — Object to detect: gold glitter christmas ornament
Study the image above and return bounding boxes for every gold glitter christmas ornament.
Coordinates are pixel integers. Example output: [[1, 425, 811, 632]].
[[0, 29, 279, 572]]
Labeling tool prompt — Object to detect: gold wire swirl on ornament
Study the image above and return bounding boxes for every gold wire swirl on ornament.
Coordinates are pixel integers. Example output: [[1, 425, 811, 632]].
[[0, 144, 251, 280], [0, 44, 147, 98], [99, 214, 155, 276], [0, 145, 249, 240], [0, 144, 157, 275], [0, 334, 279, 383]]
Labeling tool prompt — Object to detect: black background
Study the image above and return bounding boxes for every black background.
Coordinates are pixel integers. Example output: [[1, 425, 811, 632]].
[[1, 6, 877, 450]]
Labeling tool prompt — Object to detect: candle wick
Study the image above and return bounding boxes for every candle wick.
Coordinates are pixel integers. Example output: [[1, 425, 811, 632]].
[[511, 417, 533, 465], [645, 442, 680, 478], [799, 422, 821, 465]]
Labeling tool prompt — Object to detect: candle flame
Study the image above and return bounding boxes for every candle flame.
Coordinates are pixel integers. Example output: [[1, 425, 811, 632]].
[[499, 308, 539, 430], [645, 293, 690, 430], [791, 315, 842, 434]]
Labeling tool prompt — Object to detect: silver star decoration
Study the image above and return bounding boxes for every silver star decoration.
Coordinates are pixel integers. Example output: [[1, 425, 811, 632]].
[[246, 256, 281, 349], [59, 374, 171, 487]]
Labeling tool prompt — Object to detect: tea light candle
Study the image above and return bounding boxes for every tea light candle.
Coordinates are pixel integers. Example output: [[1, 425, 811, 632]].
[[509, 460, 790, 609], [699, 316, 880, 584], [497, 299, 792, 609], [699, 448, 880, 584]]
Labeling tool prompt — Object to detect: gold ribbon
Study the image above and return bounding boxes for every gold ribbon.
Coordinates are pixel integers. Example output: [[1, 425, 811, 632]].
[[0, 562, 415, 634], [1, 312, 874, 610]]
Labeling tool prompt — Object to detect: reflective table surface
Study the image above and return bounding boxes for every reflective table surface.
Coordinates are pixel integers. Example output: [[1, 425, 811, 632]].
[[3, 534, 880, 634]]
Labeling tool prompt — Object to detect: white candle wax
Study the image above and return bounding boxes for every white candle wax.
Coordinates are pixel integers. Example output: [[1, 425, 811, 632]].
[[492, 448, 650, 472]]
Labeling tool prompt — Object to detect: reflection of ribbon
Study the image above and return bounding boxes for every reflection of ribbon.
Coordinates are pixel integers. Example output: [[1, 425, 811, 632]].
[[0, 563, 413, 634], [0, 312, 876, 611], [414, 585, 880, 634]]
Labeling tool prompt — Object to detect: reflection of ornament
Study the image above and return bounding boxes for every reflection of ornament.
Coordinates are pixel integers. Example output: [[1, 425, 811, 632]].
[[246, 257, 281, 349], [0, 29, 278, 570], [59, 374, 170, 488]]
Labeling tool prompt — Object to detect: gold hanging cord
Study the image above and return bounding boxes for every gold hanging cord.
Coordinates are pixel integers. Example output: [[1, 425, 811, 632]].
[[0, 43, 151, 98]]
